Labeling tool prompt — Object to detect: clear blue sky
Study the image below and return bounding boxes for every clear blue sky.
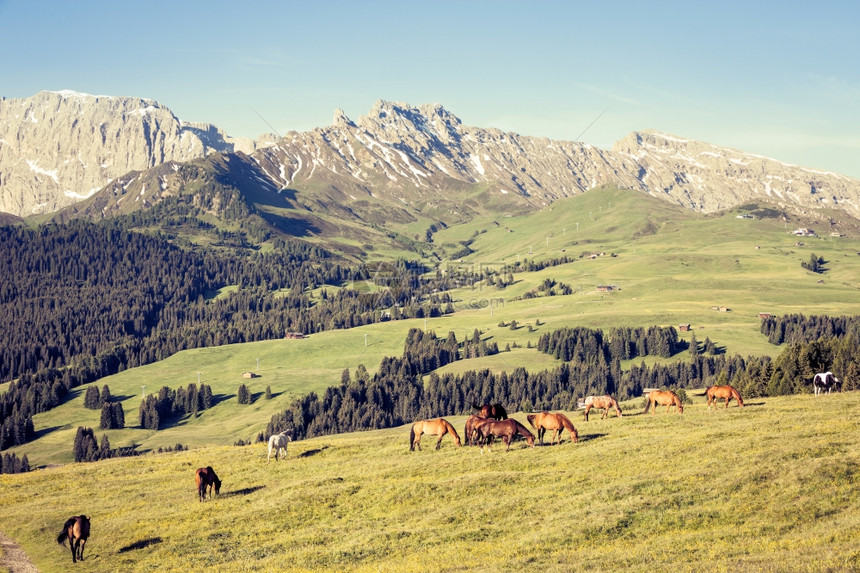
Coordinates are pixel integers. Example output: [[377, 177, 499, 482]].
[[2, 0, 858, 177]]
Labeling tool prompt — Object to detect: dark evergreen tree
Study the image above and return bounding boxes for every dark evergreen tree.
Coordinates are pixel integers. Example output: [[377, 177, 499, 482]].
[[238, 384, 252, 405], [99, 385, 112, 407], [83, 386, 101, 409]]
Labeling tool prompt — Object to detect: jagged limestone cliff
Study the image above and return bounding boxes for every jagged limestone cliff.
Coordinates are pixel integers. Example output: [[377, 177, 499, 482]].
[[2, 93, 859, 220], [0, 91, 275, 216]]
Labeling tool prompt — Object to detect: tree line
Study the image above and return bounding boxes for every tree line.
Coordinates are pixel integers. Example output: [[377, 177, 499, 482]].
[[138, 383, 215, 430], [0, 221, 472, 451], [267, 318, 860, 441], [73, 426, 138, 463]]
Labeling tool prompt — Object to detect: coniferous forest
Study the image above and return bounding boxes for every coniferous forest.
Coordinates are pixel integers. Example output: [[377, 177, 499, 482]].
[[1, 218, 859, 463], [265, 320, 860, 441]]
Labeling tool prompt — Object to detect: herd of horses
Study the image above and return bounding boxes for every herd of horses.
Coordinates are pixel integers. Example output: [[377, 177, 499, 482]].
[[53, 373, 840, 563], [408, 373, 840, 453], [410, 385, 749, 452]]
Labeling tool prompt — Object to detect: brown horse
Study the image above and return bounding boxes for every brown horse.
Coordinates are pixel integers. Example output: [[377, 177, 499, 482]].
[[410, 418, 462, 451], [464, 414, 488, 446], [583, 395, 623, 421], [527, 412, 579, 445], [471, 402, 508, 420], [706, 385, 744, 409], [473, 418, 535, 452], [57, 515, 90, 563], [195, 466, 222, 501], [644, 390, 684, 414]]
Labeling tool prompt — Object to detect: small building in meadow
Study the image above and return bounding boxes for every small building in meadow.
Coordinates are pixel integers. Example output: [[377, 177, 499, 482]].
[[678, 324, 692, 332], [242, 371, 259, 379]]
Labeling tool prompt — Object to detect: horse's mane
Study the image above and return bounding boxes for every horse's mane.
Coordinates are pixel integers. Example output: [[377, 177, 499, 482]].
[[556, 412, 576, 430], [511, 418, 534, 437]]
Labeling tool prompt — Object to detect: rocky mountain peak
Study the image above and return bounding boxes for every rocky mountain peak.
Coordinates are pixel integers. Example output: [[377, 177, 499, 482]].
[[3, 92, 860, 223], [0, 91, 274, 217]]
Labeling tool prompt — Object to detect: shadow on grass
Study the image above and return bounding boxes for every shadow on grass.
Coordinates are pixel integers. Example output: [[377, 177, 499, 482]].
[[33, 425, 64, 439], [224, 485, 266, 498], [118, 537, 163, 553], [576, 433, 608, 443], [297, 446, 329, 458]]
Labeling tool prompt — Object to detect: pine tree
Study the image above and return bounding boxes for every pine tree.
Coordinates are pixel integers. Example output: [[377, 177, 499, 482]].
[[238, 384, 251, 405], [84, 386, 100, 409], [100, 403, 113, 429], [99, 385, 112, 407], [99, 434, 112, 460]]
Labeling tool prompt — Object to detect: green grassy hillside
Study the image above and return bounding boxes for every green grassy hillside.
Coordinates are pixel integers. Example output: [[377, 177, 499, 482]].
[[6, 187, 860, 467], [2, 392, 858, 572]]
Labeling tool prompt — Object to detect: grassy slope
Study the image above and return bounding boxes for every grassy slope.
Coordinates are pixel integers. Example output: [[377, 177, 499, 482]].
[[6, 186, 860, 467], [1, 392, 858, 572]]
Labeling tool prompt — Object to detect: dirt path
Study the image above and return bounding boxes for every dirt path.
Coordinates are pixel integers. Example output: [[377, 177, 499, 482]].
[[0, 533, 38, 573]]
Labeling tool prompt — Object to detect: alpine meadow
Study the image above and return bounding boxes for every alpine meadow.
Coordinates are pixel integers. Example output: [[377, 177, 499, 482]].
[[2, 91, 860, 572]]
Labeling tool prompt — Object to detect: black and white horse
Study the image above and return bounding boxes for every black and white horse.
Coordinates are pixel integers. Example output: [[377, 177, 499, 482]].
[[813, 372, 839, 396], [267, 430, 292, 462]]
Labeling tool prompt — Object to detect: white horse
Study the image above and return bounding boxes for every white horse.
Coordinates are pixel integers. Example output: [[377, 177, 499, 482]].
[[267, 431, 292, 462], [813, 372, 839, 396]]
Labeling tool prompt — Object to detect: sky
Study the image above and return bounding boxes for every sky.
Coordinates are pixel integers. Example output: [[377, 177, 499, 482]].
[[1, 0, 858, 178]]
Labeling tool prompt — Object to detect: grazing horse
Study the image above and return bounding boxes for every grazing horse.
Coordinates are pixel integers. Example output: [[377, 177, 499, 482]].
[[57, 515, 90, 563], [706, 385, 744, 409], [527, 412, 579, 445], [471, 402, 508, 420], [267, 431, 292, 462], [195, 466, 222, 501], [410, 418, 461, 451], [473, 418, 535, 452], [583, 395, 623, 421], [644, 390, 684, 414], [813, 372, 840, 396], [464, 414, 487, 446]]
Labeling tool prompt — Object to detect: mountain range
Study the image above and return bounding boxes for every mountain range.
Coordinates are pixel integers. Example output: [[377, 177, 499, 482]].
[[2, 90, 859, 237]]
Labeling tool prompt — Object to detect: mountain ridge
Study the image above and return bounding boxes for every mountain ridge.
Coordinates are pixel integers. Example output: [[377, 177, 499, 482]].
[[2, 91, 859, 225]]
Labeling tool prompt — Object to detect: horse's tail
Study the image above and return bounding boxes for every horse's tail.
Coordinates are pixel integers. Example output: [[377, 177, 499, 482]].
[[471, 403, 481, 411], [57, 518, 75, 545], [698, 387, 711, 397], [643, 394, 651, 413], [409, 424, 416, 451], [526, 413, 537, 429], [445, 420, 462, 446]]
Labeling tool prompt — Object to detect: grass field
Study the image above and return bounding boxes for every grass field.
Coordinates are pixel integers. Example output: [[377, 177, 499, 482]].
[[1, 391, 858, 572], [6, 187, 860, 466]]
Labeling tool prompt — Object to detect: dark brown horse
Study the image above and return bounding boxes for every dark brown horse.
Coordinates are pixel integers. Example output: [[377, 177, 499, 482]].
[[464, 414, 487, 446], [583, 395, 623, 421], [195, 466, 222, 501], [410, 418, 462, 451], [643, 390, 684, 414], [473, 418, 535, 452], [471, 402, 508, 420], [526, 412, 579, 445], [706, 385, 744, 409], [57, 515, 90, 563]]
